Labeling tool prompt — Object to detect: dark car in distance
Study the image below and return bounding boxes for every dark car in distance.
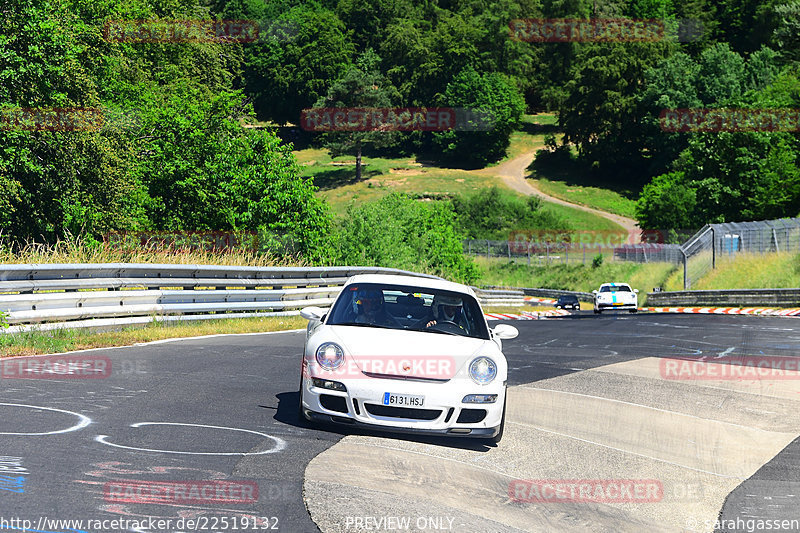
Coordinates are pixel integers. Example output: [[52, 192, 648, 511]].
[[555, 295, 580, 311]]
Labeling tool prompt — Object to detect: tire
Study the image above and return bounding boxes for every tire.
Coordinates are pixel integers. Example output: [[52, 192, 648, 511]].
[[629, 308, 638, 313], [594, 309, 601, 314], [490, 391, 507, 444], [298, 371, 312, 423]]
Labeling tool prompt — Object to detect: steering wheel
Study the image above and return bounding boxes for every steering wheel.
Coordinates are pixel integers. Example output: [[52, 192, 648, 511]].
[[430, 320, 464, 334]]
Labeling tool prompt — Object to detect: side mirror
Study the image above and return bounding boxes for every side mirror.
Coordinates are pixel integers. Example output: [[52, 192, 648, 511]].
[[634, 289, 639, 293], [493, 324, 519, 340], [592, 290, 598, 294], [300, 306, 326, 321]]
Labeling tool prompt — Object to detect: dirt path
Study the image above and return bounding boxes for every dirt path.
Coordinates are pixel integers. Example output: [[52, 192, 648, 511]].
[[476, 151, 641, 242]]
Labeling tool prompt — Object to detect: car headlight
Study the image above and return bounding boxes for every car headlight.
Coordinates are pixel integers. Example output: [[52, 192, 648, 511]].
[[469, 357, 497, 385], [315, 342, 344, 370]]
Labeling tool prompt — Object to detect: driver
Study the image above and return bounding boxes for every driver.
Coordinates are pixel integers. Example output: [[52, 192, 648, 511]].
[[353, 287, 401, 327], [424, 294, 465, 330]]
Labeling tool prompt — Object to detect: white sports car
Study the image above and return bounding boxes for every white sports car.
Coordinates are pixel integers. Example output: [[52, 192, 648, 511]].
[[593, 282, 639, 314], [299, 274, 518, 443]]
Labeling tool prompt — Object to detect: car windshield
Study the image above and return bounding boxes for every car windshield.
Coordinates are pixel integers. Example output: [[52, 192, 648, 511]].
[[326, 283, 489, 340], [601, 285, 630, 292], [558, 296, 578, 302]]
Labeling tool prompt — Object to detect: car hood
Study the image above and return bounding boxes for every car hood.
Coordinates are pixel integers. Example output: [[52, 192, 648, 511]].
[[319, 326, 500, 381]]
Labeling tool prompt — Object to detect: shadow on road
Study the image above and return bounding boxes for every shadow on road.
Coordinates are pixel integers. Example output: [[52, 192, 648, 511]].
[[271, 391, 495, 451]]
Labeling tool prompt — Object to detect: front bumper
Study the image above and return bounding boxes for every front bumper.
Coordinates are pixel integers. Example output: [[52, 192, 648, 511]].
[[596, 302, 637, 310], [301, 374, 505, 438]]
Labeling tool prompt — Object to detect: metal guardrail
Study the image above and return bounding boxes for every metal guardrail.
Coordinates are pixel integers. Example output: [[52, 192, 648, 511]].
[[471, 287, 526, 306], [484, 285, 593, 302], [646, 289, 800, 308], [0, 264, 441, 332]]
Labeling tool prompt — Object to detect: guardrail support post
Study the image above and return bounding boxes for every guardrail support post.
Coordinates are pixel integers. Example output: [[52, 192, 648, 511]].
[[486, 240, 490, 260], [527, 243, 531, 266]]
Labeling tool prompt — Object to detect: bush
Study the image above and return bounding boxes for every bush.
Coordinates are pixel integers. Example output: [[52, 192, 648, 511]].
[[592, 253, 604, 268], [451, 187, 571, 240], [335, 193, 479, 283]]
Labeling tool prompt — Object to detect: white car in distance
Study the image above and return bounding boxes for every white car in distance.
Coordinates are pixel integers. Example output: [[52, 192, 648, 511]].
[[299, 274, 518, 443], [593, 282, 639, 314]]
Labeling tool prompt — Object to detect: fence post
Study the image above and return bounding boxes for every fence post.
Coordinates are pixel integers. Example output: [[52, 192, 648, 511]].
[[507, 241, 511, 260], [487, 240, 490, 260], [583, 244, 586, 264], [546, 244, 550, 265], [468, 240, 472, 255], [710, 226, 716, 269], [682, 248, 689, 290], [565, 245, 569, 264], [527, 242, 531, 266]]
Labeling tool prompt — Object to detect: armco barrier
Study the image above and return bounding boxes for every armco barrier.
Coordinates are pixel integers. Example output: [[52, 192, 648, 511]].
[[646, 288, 800, 308], [0, 265, 536, 333], [0, 264, 439, 332], [484, 285, 593, 302]]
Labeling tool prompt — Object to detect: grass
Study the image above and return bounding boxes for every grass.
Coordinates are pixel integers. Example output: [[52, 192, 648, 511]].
[[538, 203, 628, 232], [475, 256, 678, 305], [0, 315, 307, 357], [0, 237, 301, 266], [534, 177, 638, 219], [663, 252, 800, 292]]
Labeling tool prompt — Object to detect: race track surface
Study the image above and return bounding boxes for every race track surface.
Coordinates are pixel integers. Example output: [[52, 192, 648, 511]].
[[2, 313, 799, 532]]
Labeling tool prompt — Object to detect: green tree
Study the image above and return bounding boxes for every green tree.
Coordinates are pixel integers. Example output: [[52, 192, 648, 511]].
[[635, 171, 698, 229], [559, 41, 670, 176], [312, 50, 400, 182], [433, 67, 525, 166], [244, 5, 354, 124]]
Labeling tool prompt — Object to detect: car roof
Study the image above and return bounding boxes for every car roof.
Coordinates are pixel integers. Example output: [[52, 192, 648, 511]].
[[344, 274, 477, 297], [600, 282, 632, 288]]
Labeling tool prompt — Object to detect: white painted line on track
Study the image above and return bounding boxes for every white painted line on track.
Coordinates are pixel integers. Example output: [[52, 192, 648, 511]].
[[0, 402, 92, 435], [95, 422, 286, 455]]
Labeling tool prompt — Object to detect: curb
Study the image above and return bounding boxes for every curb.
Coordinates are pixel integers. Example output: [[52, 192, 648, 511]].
[[484, 309, 570, 320], [523, 296, 557, 305], [640, 307, 800, 316]]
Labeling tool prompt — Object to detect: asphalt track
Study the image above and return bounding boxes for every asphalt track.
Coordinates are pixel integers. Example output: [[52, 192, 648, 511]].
[[1, 312, 799, 532]]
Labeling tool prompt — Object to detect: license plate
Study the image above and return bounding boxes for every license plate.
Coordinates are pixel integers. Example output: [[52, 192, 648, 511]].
[[383, 392, 425, 407], [613, 302, 624, 306]]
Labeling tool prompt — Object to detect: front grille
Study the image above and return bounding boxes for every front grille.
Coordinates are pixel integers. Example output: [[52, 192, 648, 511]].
[[456, 409, 486, 423], [362, 372, 449, 383], [364, 403, 442, 420], [320, 394, 348, 413]]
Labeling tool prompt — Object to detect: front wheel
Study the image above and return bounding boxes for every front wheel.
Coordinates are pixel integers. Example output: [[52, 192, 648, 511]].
[[489, 391, 507, 444], [298, 371, 313, 423]]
